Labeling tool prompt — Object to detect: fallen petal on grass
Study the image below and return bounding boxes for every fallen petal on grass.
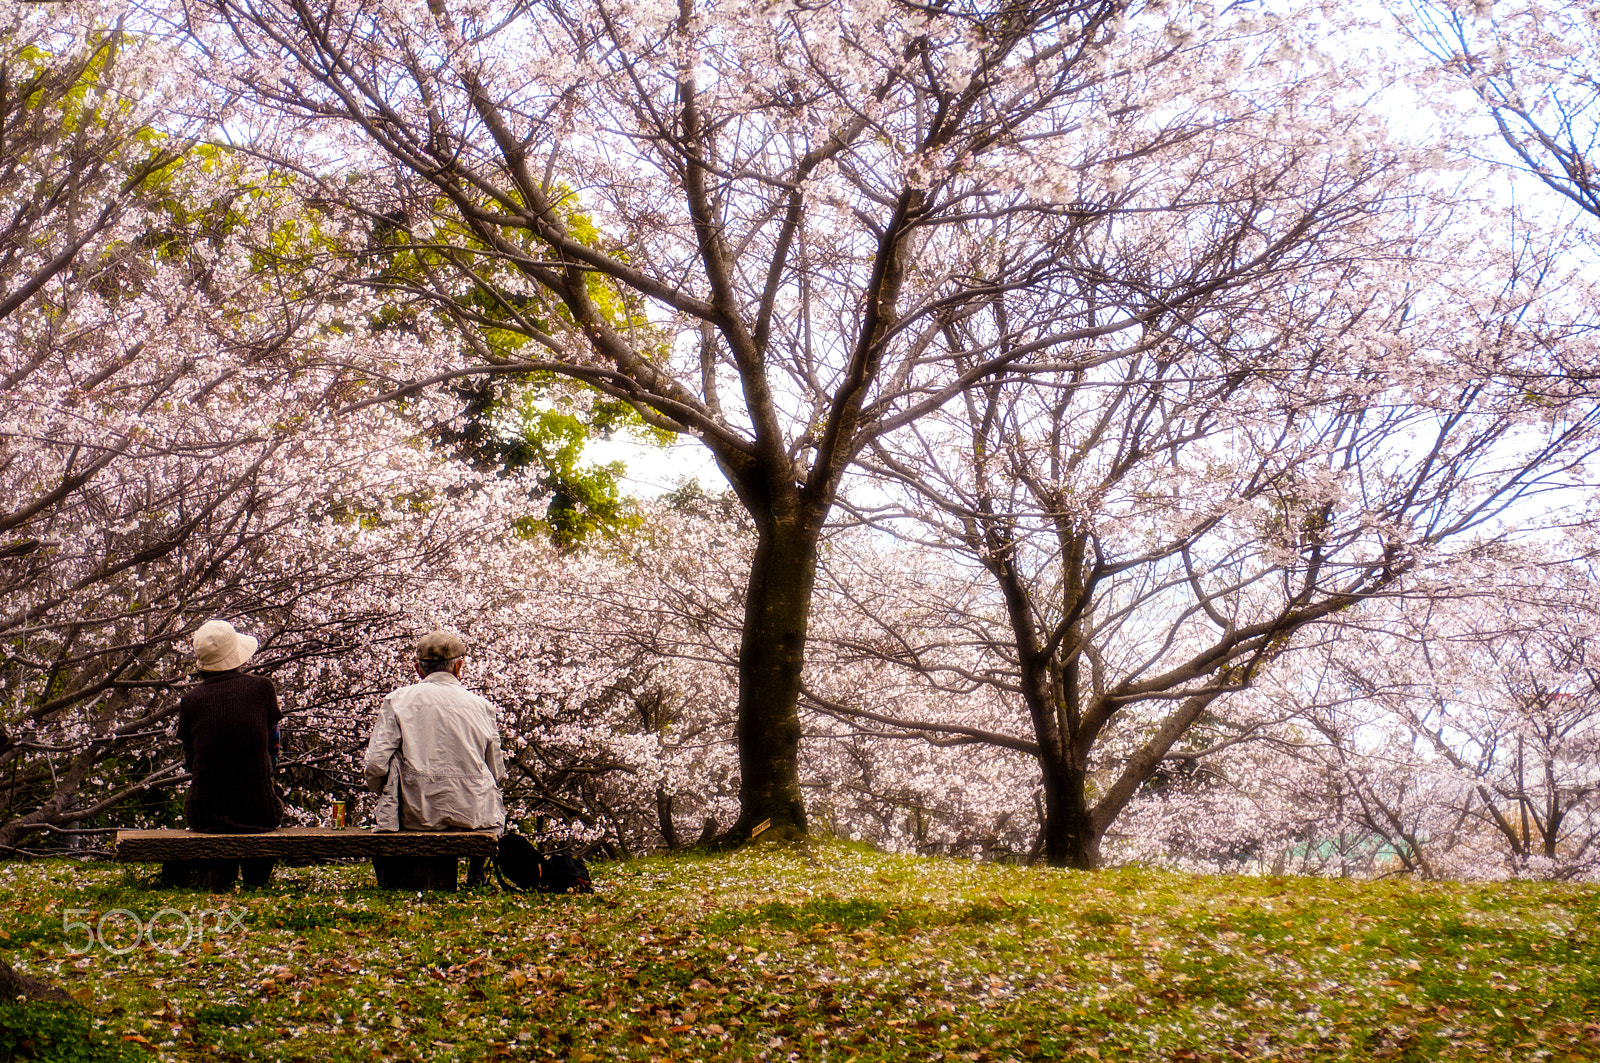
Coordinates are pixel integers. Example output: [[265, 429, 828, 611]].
[[0, 847, 1594, 1061]]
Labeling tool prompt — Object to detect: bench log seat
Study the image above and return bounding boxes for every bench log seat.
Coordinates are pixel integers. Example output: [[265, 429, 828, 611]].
[[115, 827, 498, 891]]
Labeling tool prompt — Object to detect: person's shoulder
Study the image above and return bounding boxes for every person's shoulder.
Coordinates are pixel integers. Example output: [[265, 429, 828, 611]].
[[179, 670, 273, 706], [434, 678, 493, 710], [239, 672, 277, 693], [381, 679, 433, 707], [460, 687, 499, 717], [445, 678, 490, 702]]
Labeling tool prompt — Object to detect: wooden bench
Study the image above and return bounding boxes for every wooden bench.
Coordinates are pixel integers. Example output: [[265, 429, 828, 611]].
[[115, 827, 499, 891]]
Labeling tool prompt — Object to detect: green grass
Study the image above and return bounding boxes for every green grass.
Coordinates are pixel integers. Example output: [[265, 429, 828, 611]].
[[0, 1000, 145, 1063], [0, 843, 1596, 1062]]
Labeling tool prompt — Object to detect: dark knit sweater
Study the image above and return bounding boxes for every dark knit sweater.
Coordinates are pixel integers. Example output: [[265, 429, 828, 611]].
[[176, 670, 284, 833]]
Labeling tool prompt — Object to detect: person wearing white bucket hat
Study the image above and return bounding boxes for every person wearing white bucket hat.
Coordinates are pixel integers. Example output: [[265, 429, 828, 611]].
[[191, 618, 259, 672], [174, 619, 284, 887]]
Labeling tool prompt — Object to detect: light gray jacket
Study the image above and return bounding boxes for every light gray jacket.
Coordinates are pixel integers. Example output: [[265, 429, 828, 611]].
[[362, 671, 507, 832]]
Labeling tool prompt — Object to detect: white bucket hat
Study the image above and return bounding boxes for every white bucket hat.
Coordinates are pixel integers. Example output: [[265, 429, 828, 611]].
[[192, 619, 258, 672]]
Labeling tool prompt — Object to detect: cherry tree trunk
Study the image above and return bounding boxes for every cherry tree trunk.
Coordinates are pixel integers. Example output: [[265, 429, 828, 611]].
[[1038, 752, 1102, 870], [725, 519, 820, 844]]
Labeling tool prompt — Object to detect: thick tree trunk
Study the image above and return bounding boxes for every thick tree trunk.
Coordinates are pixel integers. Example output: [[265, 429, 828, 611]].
[[1038, 758, 1102, 870], [722, 519, 820, 844], [1036, 768, 1100, 870], [1014, 633, 1106, 870], [0, 960, 73, 1004], [983, 513, 1110, 869]]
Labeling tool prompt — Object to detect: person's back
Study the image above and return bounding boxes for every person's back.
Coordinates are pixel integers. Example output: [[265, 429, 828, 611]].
[[173, 619, 282, 888], [363, 630, 506, 834], [368, 669, 505, 831], [180, 669, 283, 833]]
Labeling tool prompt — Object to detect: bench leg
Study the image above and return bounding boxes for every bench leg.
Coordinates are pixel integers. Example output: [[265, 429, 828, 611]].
[[372, 856, 458, 891], [161, 860, 240, 891]]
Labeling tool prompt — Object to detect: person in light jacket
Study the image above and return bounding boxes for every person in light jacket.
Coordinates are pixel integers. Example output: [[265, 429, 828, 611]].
[[363, 630, 506, 886]]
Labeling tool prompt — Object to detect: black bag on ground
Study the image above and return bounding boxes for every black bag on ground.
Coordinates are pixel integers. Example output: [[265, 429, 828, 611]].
[[494, 832, 594, 894]]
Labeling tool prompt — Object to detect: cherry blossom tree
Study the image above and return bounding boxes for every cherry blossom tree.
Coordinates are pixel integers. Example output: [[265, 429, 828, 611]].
[[15, 0, 1599, 873], [180, 0, 1477, 843], [1278, 557, 1600, 880], [1, 2, 1031, 858], [0, 7, 519, 851], [817, 137, 1600, 867], [0, 11, 276, 849], [0, 6, 189, 328], [1096, 552, 1600, 882], [802, 531, 1043, 858], [1399, 0, 1600, 224], [509, 494, 1044, 859], [0, 159, 470, 850], [1107, 720, 1343, 875]]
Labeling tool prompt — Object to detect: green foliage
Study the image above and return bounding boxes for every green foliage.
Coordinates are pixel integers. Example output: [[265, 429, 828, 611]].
[[11, 32, 136, 144], [3, 32, 285, 318], [190, 1004, 250, 1029], [137, 146, 309, 283], [0, 1001, 142, 1063], [13, 34, 655, 553], [440, 376, 645, 546], [0, 847, 1595, 1062], [355, 183, 668, 547], [257, 908, 384, 933], [704, 896, 902, 935]]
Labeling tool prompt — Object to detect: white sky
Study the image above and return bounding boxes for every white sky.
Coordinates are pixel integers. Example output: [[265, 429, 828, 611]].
[[586, 432, 724, 498]]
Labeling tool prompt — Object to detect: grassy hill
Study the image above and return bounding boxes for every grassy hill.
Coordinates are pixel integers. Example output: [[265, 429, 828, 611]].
[[0, 842, 1595, 1062]]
